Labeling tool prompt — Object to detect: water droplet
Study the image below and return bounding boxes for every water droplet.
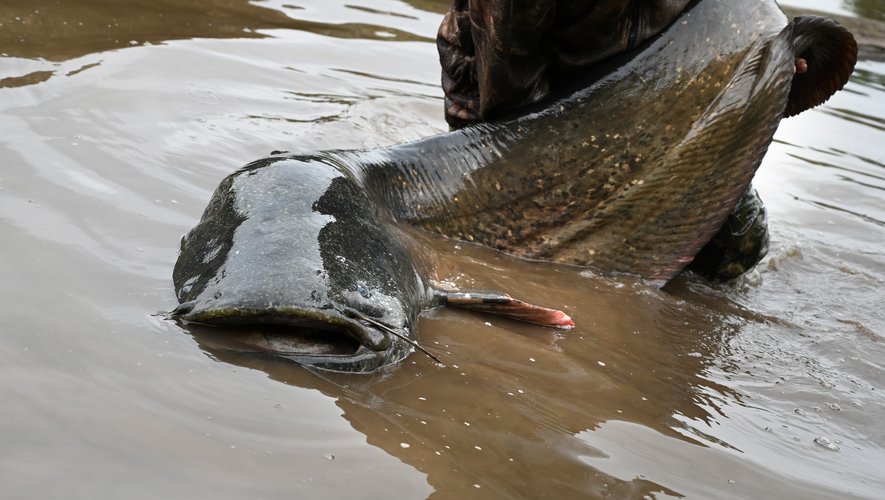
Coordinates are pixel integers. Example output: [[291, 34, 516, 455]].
[[324, 454, 335, 461], [813, 436, 840, 451]]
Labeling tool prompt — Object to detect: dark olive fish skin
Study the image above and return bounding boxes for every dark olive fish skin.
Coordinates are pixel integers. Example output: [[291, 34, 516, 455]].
[[360, 0, 855, 284], [173, 157, 571, 372], [173, 0, 855, 372], [173, 157, 428, 372]]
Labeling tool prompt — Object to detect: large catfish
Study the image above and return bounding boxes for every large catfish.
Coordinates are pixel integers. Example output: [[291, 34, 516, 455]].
[[172, 0, 856, 371]]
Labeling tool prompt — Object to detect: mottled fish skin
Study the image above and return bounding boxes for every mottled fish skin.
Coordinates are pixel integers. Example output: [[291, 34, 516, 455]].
[[173, 157, 425, 372], [172, 156, 572, 372], [351, 0, 856, 284], [173, 0, 855, 372]]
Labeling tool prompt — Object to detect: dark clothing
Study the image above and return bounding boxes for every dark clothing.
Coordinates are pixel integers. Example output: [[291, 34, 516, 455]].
[[688, 186, 769, 281], [438, 0, 692, 127]]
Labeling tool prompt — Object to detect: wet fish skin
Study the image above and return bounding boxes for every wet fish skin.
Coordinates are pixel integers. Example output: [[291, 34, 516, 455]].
[[172, 0, 855, 372], [362, 1, 856, 284], [172, 156, 572, 372], [172, 156, 425, 372]]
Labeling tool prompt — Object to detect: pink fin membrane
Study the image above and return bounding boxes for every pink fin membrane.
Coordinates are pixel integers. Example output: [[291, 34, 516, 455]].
[[444, 292, 575, 330]]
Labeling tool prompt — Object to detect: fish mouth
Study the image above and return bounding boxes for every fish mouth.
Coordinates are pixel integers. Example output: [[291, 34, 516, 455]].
[[170, 302, 405, 372]]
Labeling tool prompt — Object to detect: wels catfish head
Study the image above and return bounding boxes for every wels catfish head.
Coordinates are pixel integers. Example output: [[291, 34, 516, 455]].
[[171, 157, 427, 372]]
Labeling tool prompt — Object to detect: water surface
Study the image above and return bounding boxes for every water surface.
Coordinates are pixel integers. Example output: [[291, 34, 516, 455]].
[[1, 0, 883, 498]]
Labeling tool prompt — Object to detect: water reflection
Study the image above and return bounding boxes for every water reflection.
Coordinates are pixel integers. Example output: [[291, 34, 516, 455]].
[[0, 0, 434, 86], [845, 0, 885, 22], [0, 0, 291, 61], [850, 66, 885, 92], [0, 70, 53, 88], [2, 0, 883, 497], [780, 4, 885, 62], [186, 233, 753, 497]]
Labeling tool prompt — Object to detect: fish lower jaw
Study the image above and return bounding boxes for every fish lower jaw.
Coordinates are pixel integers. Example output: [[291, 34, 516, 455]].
[[171, 305, 401, 371]]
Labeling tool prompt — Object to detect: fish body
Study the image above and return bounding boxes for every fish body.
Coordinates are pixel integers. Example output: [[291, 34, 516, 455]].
[[172, 156, 571, 371], [172, 0, 855, 371], [362, 0, 855, 283]]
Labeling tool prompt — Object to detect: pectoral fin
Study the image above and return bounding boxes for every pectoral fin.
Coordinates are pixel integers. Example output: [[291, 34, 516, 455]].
[[441, 292, 575, 329]]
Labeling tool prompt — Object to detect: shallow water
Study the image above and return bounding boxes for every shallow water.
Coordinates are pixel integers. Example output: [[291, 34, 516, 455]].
[[1, 1, 883, 498]]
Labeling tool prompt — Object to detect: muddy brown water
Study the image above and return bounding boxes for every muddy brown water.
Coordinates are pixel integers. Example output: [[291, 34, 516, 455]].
[[1, 1, 883, 498]]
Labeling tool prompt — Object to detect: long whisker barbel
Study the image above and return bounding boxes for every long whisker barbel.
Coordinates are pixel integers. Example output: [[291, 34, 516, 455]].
[[343, 308, 446, 367]]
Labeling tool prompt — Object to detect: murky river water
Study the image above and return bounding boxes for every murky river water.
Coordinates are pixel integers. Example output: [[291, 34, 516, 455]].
[[1, 1, 883, 498]]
